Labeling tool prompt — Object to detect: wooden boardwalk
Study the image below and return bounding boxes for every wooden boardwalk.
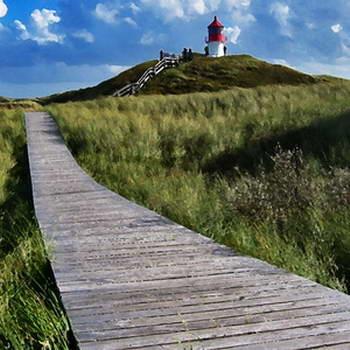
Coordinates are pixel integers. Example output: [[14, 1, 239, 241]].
[[26, 112, 350, 349]]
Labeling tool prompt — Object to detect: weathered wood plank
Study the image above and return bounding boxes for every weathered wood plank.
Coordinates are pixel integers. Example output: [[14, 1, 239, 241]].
[[26, 112, 350, 349], [187, 331, 350, 350], [63, 283, 319, 310], [71, 305, 350, 341], [76, 308, 350, 343], [67, 297, 350, 331], [80, 319, 350, 349], [66, 290, 346, 319]]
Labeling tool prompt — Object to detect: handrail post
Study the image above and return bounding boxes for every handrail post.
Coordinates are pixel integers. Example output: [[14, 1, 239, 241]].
[[114, 53, 182, 97]]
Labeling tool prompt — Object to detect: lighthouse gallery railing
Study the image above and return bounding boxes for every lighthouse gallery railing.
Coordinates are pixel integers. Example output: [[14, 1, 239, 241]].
[[113, 57, 179, 97]]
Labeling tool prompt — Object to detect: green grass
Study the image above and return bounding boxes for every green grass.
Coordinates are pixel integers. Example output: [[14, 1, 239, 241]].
[[0, 100, 42, 111], [0, 109, 71, 349], [48, 79, 350, 292], [41, 54, 324, 104], [142, 54, 320, 95]]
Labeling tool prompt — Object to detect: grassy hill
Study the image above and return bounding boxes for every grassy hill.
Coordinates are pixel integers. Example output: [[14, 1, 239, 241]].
[[0, 96, 10, 103], [0, 95, 42, 110], [142, 54, 319, 94], [42, 54, 323, 104], [0, 100, 42, 110], [41, 60, 157, 104], [48, 79, 350, 293]]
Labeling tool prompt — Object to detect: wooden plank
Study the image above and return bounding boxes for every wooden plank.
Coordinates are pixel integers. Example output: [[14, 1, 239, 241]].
[[79, 318, 350, 349], [67, 297, 349, 331], [66, 290, 344, 319], [76, 307, 350, 343], [25, 112, 350, 349], [63, 283, 319, 310], [187, 331, 350, 350]]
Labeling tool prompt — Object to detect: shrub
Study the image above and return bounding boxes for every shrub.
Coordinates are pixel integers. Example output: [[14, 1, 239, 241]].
[[227, 146, 321, 227]]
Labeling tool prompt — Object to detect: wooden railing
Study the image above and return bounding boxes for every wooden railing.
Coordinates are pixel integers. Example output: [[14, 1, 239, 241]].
[[113, 57, 180, 97]]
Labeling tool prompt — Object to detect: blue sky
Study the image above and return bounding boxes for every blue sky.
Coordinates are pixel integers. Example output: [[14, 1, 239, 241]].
[[0, 0, 350, 98]]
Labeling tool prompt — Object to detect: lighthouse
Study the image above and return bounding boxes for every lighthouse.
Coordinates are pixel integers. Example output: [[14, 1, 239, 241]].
[[205, 16, 227, 57]]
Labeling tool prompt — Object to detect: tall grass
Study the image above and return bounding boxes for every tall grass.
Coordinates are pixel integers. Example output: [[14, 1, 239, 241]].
[[0, 109, 70, 349], [48, 80, 350, 292]]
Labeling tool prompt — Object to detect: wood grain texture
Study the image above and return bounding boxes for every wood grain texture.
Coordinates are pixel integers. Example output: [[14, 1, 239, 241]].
[[26, 112, 350, 349]]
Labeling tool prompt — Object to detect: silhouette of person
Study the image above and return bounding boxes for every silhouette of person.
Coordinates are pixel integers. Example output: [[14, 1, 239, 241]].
[[183, 48, 189, 61], [188, 48, 193, 61]]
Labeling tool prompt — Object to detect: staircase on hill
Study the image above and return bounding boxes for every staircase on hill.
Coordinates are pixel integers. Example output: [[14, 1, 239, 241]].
[[26, 111, 350, 349], [113, 56, 179, 97]]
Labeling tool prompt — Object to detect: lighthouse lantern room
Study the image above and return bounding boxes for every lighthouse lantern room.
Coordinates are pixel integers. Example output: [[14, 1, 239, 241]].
[[206, 16, 227, 57]]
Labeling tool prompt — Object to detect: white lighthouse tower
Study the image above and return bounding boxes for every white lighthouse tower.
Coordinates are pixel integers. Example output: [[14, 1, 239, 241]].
[[206, 16, 227, 57]]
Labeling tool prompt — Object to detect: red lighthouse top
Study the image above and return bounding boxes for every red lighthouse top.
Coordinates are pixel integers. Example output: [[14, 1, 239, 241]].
[[207, 16, 225, 43], [208, 16, 224, 29]]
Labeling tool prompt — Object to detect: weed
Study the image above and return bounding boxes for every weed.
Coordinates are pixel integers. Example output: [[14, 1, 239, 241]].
[[0, 109, 70, 349]]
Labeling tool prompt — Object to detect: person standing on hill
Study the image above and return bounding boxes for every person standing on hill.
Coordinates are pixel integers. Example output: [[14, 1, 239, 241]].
[[188, 48, 193, 61], [182, 48, 188, 61]]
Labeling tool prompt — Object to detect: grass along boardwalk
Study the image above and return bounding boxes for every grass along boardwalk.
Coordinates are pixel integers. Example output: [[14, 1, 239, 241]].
[[26, 111, 350, 349]]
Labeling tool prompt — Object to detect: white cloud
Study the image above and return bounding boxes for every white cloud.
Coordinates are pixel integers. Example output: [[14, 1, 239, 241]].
[[140, 31, 155, 45], [73, 29, 95, 43], [206, 0, 221, 11], [14, 9, 64, 45], [296, 58, 350, 79], [225, 0, 255, 25], [139, 0, 254, 22], [94, 3, 119, 24], [140, 0, 227, 21], [14, 20, 30, 41], [108, 65, 130, 75], [0, 0, 7, 18], [141, 0, 185, 21], [333, 28, 350, 56], [271, 58, 350, 79], [336, 56, 350, 65], [139, 0, 254, 26], [224, 25, 241, 44], [14, 20, 27, 33], [331, 24, 343, 34], [341, 41, 350, 56], [232, 10, 255, 25], [139, 31, 166, 45], [272, 58, 288, 65], [225, 0, 251, 7], [271, 58, 295, 69], [124, 17, 137, 27], [31, 9, 60, 29], [130, 2, 141, 14], [188, 0, 208, 15], [270, 2, 292, 38]]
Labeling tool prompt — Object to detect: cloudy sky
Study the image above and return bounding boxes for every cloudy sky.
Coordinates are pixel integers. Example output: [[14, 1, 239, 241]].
[[1, 0, 350, 98]]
